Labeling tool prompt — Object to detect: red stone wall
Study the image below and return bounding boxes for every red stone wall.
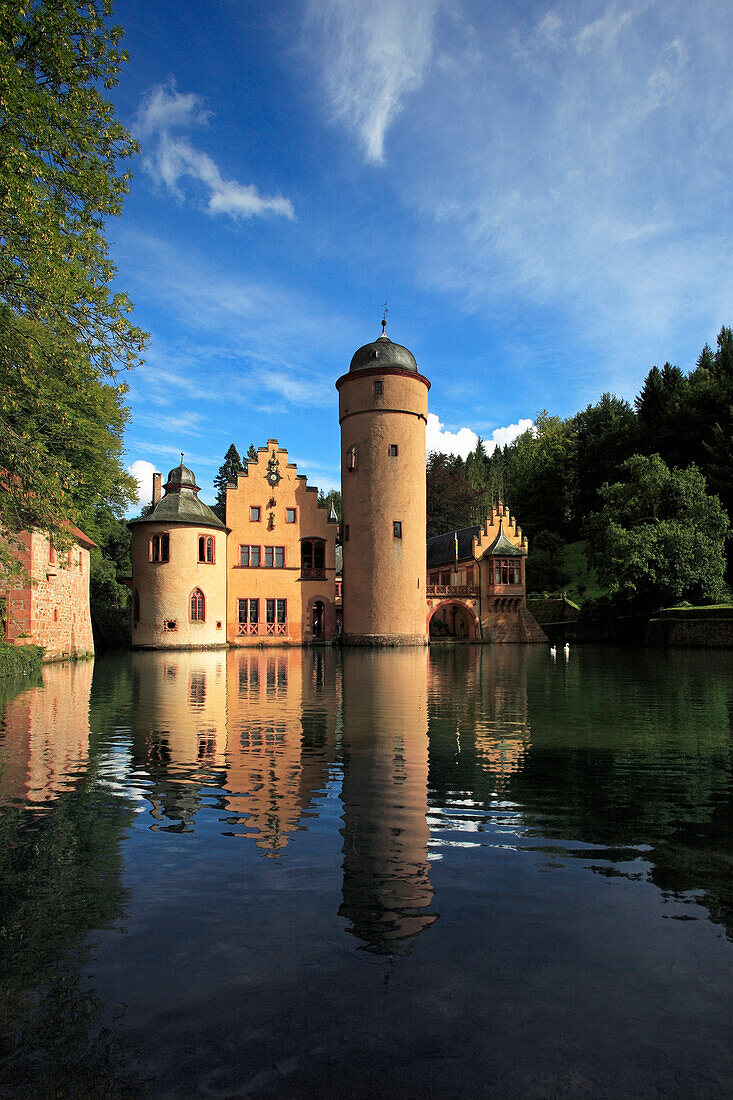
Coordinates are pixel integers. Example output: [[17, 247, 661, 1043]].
[[2, 531, 94, 660]]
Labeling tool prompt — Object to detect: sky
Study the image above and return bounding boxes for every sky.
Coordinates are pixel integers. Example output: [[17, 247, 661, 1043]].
[[108, 0, 733, 507]]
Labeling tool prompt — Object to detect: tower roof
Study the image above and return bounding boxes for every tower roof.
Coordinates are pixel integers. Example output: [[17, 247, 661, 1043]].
[[128, 460, 226, 530], [349, 334, 418, 373], [483, 520, 527, 558]]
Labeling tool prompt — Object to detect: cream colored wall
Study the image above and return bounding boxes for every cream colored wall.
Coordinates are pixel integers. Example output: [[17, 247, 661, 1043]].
[[225, 441, 337, 645], [131, 523, 227, 648], [338, 370, 429, 644]]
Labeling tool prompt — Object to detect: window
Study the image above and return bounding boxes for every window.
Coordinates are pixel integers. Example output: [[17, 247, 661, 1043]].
[[286, 508, 296, 523], [251, 545, 260, 567], [374, 379, 383, 396], [389, 444, 398, 456], [494, 558, 521, 585], [198, 535, 214, 563], [49, 542, 56, 565], [237, 598, 247, 624], [466, 566, 474, 586], [275, 546, 285, 568], [133, 590, 140, 624], [240, 545, 249, 567], [441, 571, 450, 585], [277, 598, 287, 624], [150, 533, 169, 562], [393, 521, 402, 539], [264, 546, 273, 568], [250, 506, 261, 522], [164, 619, 177, 632], [249, 599, 259, 624], [301, 539, 326, 577], [347, 445, 357, 470], [190, 588, 205, 622]]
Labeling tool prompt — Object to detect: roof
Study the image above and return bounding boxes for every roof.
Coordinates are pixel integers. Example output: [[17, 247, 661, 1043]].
[[128, 460, 225, 530], [63, 521, 97, 550], [349, 333, 418, 373], [427, 525, 481, 568], [483, 521, 527, 558]]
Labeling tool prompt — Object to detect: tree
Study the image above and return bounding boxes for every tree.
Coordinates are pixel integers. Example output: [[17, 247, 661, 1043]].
[[426, 452, 476, 538], [318, 488, 341, 519], [246, 443, 257, 460], [0, 0, 146, 575], [505, 412, 575, 538], [526, 531, 571, 594], [213, 444, 245, 512], [585, 454, 730, 609], [572, 393, 639, 522]]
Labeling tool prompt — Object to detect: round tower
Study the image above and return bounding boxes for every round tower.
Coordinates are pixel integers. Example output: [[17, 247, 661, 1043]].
[[336, 327, 430, 645], [129, 461, 228, 649]]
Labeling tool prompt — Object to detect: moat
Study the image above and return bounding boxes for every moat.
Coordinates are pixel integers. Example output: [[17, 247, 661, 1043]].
[[1, 646, 731, 1098]]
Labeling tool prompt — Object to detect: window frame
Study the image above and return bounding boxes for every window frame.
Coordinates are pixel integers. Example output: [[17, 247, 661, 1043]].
[[250, 506, 261, 522], [286, 508, 297, 524], [198, 534, 215, 563], [190, 587, 206, 622], [149, 532, 170, 563], [393, 521, 402, 539]]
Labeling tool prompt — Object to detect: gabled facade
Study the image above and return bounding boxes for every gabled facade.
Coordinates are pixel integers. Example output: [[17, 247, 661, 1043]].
[[1, 524, 95, 661], [426, 504, 547, 643], [225, 441, 338, 646]]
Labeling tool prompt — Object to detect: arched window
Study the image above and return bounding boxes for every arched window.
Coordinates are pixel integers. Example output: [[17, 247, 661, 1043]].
[[150, 533, 169, 562], [198, 535, 215, 563], [190, 588, 205, 622], [301, 539, 326, 578], [133, 590, 140, 624]]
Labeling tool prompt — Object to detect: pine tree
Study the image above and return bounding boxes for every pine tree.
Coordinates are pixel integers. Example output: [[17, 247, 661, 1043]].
[[213, 444, 245, 512]]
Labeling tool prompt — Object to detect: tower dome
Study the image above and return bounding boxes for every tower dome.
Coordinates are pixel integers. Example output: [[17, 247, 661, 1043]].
[[349, 334, 418, 373]]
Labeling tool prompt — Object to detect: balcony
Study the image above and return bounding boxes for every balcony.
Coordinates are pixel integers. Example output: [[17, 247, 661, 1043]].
[[426, 585, 479, 599], [300, 567, 326, 580], [237, 622, 288, 636]]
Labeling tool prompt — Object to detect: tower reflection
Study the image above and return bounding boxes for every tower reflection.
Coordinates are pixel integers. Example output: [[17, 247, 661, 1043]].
[[339, 649, 437, 954], [130, 649, 228, 829]]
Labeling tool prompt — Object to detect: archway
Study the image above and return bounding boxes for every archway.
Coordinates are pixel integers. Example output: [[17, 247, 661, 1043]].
[[427, 600, 479, 642], [312, 600, 325, 639]]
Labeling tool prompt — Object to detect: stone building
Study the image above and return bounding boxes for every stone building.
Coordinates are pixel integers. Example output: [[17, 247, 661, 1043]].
[[1, 524, 95, 661], [224, 441, 338, 646], [337, 328, 430, 645], [128, 461, 228, 649], [426, 504, 546, 643]]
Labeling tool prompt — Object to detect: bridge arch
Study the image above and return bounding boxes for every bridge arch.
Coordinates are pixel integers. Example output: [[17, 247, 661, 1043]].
[[427, 599, 480, 642]]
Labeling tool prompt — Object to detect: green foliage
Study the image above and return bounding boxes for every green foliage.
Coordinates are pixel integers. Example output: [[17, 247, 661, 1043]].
[[426, 452, 476, 538], [526, 530, 571, 594], [0, 639, 43, 678], [585, 455, 730, 608], [505, 412, 575, 538], [213, 443, 245, 512], [247, 442, 257, 460], [0, 0, 146, 576], [571, 393, 639, 520], [318, 488, 341, 519]]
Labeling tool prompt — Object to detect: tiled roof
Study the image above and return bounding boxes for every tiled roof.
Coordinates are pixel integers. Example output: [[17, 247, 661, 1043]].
[[426, 525, 481, 567]]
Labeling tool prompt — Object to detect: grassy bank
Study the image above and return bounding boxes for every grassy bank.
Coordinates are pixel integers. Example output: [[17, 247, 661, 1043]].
[[0, 641, 44, 679]]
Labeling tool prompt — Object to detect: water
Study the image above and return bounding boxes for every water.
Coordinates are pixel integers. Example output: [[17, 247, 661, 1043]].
[[0, 645, 731, 1099]]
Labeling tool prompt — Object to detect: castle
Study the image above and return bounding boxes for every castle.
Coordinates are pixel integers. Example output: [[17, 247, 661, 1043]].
[[129, 329, 545, 648]]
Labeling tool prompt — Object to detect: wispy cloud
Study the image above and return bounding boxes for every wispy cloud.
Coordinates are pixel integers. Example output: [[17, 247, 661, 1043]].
[[396, 1, 733, 395], [305, 0, 439, 162], [135, 81, 294, 220]]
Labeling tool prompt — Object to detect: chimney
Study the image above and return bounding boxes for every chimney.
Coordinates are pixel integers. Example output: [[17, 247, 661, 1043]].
[[152, 472, 162, 507]]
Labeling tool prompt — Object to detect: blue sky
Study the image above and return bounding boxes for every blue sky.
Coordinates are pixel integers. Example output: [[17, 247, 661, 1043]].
[[108, 0, 733, 506]]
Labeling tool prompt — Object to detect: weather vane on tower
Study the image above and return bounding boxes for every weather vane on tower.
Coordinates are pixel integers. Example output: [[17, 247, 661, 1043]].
[[381, 302, 388, 336]]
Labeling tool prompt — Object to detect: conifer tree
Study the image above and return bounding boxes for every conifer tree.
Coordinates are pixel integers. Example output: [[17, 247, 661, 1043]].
[[213, 444, 245, 511]]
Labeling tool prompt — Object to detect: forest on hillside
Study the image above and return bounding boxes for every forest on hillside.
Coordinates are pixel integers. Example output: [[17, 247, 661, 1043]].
[[427, 327, 733, 609]]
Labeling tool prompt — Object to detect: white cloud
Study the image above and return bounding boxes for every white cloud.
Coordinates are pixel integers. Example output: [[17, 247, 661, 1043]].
[[305, 0, 439, 162], [135, 81, 294, 220], [427, 414, 534, 460], [127, 460, 158, 505]]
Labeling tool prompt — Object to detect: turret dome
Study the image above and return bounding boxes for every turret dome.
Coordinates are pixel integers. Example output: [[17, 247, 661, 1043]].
[[164, 462, 197, 492], [349, 334, 418, 373]]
